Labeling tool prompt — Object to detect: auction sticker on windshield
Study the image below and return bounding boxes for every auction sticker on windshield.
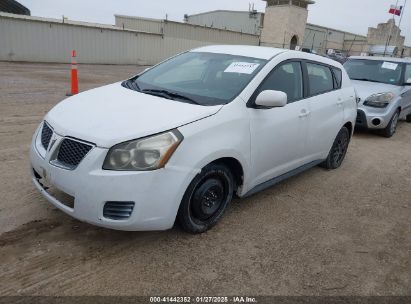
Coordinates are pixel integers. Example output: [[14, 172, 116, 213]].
[[224, 62, 260, 74], [381, 62, 398, 70]]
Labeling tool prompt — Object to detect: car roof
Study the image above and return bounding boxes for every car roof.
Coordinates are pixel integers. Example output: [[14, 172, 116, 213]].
[[190, 45, 343, 68], [191, 45, 286, 60], [349, 56, 411, 63]]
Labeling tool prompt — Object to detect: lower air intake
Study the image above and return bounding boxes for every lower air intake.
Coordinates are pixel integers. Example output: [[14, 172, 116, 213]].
[[103, 201, 135, 220]]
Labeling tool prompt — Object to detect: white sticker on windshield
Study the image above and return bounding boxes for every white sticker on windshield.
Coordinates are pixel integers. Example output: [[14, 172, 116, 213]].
[[381, 62, 398, 70], [224, 62, 260, 74]]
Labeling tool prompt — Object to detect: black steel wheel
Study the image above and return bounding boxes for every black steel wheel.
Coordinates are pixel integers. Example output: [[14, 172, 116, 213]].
[[321, 126, 350, 170], [177, 163, 234, 234]]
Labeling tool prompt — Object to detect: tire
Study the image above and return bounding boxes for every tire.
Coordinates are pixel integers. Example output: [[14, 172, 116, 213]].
[[381, 110, 400, 138], [406, 114, 411, 123], [321, 126, 350, 170], [177, 163, 234, 234]]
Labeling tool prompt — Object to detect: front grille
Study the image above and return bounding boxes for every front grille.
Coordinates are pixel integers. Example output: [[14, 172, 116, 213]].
[[103, 202, 135, 220], [56, 139, 93, 169], [41, 122, 53, 150]]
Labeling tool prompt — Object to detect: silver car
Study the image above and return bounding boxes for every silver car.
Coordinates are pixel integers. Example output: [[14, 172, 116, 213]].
[[344, 56, 411, 137]]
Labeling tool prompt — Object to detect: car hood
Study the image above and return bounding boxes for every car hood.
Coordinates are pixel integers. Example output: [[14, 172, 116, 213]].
[[45, 82, 222, 148], [351, 80, 401, 104]]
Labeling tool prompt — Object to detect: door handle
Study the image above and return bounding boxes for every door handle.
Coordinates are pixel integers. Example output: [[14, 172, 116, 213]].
[[299, 109, 310, 118]]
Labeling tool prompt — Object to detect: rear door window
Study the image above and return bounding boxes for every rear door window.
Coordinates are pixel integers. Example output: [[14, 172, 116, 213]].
[[307, 63, 334, 96]]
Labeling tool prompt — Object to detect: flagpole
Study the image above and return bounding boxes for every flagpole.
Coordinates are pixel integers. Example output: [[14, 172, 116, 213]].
[[393, 0, 407, 57], [384, 0, 400, 56]]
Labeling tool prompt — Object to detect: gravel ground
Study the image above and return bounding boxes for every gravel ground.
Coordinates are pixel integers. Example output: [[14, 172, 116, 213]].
[[0, 62, 410, 296]]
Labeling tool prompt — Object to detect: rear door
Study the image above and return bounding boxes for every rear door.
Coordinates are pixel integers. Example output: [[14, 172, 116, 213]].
[[303, 61, 344, 160]]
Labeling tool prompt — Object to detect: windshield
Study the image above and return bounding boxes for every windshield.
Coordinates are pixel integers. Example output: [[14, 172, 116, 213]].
[[124, 52, 267, 106], [344, 59, 403, 85]]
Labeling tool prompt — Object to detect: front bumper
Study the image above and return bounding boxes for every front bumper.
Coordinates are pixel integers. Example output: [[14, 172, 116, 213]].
[[355, 103, 398, 130], [30, 125, 194, 231]]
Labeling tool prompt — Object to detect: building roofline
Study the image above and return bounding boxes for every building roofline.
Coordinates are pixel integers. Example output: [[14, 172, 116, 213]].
[[115, 14, 260, 37], [0, 12, 162, 36], [187, 10, 263, 18], [306, 23, 367, 38], [185, 10, 367, 39], [115, 14, 162, 22], [2, 11, 409, 48]]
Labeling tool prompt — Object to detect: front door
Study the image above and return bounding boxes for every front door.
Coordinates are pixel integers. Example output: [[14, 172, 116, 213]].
[[248, 61, 310, 188]]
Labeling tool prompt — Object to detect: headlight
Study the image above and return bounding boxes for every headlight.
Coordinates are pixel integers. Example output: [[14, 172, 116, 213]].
[[363, 92, 395, 108], [103, 130, 183, 171]]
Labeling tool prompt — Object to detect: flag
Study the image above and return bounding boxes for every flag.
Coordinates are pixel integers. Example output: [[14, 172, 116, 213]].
[[389, 5, 403, 16]]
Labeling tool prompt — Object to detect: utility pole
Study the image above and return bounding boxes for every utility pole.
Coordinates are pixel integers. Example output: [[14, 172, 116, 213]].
[[384, 0, 399, 56], [393, 0, 407, 57], [348, 35, 357, 56], [311, 33, 316, 51]]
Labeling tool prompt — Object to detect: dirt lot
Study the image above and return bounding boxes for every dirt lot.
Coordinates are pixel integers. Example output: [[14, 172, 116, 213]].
[[0, 62, 410, 296]]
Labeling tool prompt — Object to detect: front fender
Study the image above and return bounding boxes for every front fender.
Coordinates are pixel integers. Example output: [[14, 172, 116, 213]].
[[169, 100, 252, 195]]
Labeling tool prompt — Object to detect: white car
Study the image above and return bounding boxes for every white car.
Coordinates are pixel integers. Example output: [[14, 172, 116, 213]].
[[30, 45, 357, 233]]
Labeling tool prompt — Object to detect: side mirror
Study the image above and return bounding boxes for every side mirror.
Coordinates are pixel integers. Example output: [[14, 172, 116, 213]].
[[255, 90, 287, 108]]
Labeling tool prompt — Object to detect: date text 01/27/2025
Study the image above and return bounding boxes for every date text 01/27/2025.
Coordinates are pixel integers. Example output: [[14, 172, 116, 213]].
[[149, 296, 257, 303]]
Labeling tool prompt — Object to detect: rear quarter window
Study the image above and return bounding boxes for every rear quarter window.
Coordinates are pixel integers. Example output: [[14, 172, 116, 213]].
[[405, 64, 411, 83], [332, 68, 342, 89]]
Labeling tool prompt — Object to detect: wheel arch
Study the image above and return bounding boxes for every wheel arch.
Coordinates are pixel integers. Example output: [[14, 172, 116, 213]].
[[209, 157, 244, 191], [343, 121, 353, 137], [392, 99, 402, 115]]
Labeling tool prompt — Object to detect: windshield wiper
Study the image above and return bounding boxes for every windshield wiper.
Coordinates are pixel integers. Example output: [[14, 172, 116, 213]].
[[351, 78, 381, 83], [142, 89, 200, 105], [122, 79, 141, 91]]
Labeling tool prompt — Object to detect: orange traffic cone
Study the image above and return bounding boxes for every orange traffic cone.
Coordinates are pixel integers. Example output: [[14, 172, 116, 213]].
[[66, 50, 79, 96]]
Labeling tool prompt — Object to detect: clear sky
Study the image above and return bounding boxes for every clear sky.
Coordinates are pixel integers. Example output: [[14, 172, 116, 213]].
[[17, 0, 411, 45]]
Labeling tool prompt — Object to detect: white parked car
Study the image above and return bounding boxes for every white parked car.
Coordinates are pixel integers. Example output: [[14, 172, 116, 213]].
[[30, 45, 357, 233]]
